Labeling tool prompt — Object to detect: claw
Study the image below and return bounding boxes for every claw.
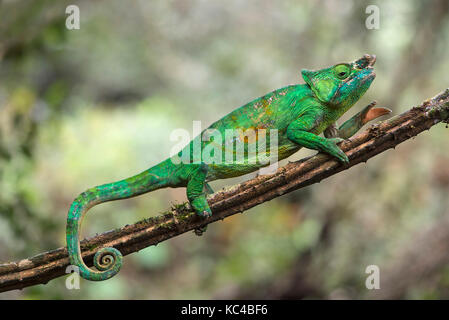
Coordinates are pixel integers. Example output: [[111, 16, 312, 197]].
[[339, 153, 349, 164], [202, 210, 212, 218], [194, 225, 208, 236], [325, 138, 349, 164], [330, 137, 345, 144]]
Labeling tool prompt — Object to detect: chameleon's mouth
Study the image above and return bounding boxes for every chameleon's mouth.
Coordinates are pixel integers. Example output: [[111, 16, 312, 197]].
[[367, 55, 376, 67]]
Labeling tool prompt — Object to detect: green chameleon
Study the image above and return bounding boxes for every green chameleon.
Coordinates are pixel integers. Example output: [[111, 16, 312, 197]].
[[67, 54, 391, 281]]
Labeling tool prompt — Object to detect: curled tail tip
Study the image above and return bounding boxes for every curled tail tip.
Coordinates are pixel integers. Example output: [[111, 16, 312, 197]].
[[93, 247, 123, 275], [69, 246, 123, 281], [66, 191, 123, 281]]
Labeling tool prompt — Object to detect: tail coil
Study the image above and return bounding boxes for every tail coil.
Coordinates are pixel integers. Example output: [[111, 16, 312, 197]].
[[66, 161, 175, 281], [66, 189, 123, 281]]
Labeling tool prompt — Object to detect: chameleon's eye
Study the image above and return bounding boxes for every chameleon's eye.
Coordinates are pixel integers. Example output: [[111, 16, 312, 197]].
[[334, 64, 351, 80]]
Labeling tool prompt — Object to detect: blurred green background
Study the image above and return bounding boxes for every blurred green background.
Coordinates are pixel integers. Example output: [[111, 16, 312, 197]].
[[1, 0, 449, 299]]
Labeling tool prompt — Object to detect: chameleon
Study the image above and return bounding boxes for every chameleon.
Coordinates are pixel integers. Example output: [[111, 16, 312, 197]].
[[66, 54, 391, 281]]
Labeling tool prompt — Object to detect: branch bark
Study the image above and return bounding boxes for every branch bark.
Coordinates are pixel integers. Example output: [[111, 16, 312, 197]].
[[1, 88, 448, 293]]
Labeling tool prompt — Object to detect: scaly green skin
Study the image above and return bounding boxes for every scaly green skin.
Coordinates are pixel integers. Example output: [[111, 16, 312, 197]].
[[67, 54, 390, 281]]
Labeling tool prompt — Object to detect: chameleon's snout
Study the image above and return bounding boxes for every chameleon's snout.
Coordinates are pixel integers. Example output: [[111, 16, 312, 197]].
[[354, 54, 376, 69], [366, 54, 376, 67], [355, 54, 376, 83]]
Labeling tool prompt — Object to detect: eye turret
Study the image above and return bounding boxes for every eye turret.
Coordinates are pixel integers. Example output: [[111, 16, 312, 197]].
[[334, 64, 351, 79]]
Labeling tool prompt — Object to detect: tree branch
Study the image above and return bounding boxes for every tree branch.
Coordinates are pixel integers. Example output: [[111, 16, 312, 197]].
[[1, 88, 448, 293]]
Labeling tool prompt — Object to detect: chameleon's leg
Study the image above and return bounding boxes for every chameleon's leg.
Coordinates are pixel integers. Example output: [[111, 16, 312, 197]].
[[324, 102, 391, 139], [187, 163, 212, 217], [203, 182, 214, 195], [291, 131, 349, 163], [324, 122, 339, 138], [186, 163, 212, 236], [287, 112, 349, 163], [196, 183, 214, 235], [337, 101, 391, 139]]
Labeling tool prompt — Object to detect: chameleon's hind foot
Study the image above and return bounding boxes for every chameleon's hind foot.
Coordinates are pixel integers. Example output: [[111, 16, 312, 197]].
[[190, 196, 212, 236], [186, 163, 212, 236], [191, 196, 212, 217], [194, 225, 208, 236]]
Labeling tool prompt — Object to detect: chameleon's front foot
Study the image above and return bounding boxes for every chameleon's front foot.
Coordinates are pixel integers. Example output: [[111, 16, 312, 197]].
[[322, 101, 392, 163], [359, 101, 392, 125], [336, 101, 392, 139], [323, 137, 349, 164]]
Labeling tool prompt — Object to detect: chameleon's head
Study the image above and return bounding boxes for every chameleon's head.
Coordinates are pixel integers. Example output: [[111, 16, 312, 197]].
[[301, 54, 376, 108]]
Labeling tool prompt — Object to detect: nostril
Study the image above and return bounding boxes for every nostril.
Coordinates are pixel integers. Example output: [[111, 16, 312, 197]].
[[367, 54, 376, 67]]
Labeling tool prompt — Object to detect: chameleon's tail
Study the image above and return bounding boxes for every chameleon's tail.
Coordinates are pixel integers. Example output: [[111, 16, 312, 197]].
[[66, 159, 178, 281]]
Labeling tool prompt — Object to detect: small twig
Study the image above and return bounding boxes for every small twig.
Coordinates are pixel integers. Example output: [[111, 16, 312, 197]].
[[1, 88, 448, 293]]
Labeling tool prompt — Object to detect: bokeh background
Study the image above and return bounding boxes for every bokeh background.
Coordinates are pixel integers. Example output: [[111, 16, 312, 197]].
[[1, 0, 449, 299]]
